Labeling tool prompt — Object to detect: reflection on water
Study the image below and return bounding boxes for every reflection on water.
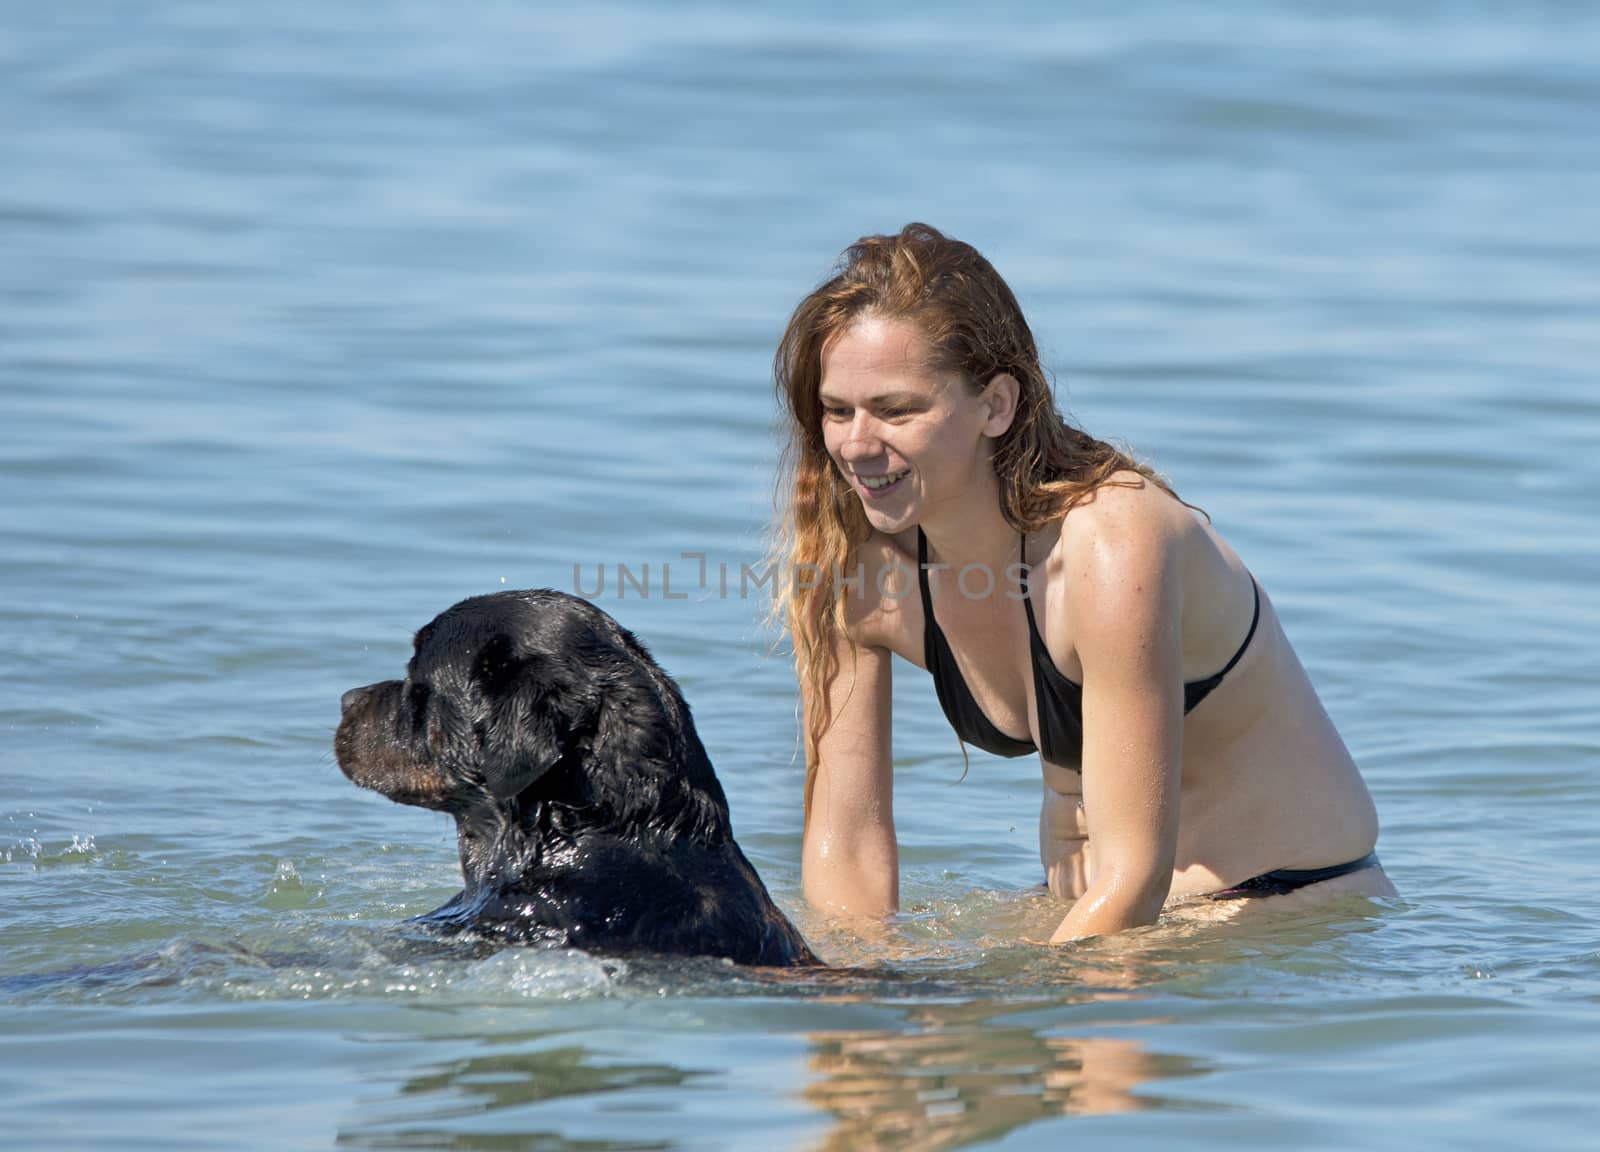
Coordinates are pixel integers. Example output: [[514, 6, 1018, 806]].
[[339, 1035, 690, 1151], [331, 994, 1212, 1151], [802, 1002, 1211, 1151]]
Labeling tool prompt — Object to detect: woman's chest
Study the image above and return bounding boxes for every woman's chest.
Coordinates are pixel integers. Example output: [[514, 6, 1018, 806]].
[[910, 579, 1040, 740]]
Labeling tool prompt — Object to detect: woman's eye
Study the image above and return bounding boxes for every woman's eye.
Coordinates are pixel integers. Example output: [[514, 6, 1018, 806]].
[[822, 405, 850, 420]]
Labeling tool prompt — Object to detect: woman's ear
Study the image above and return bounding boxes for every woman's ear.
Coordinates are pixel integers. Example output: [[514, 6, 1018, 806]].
[[981, 372, 1020, 438]]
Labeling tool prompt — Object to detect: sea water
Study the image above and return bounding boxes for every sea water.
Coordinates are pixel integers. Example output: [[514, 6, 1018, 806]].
[[4, 4, 1598, 1149]]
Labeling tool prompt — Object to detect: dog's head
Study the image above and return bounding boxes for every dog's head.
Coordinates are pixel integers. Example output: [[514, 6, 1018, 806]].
[[335, 590, 733, 850]]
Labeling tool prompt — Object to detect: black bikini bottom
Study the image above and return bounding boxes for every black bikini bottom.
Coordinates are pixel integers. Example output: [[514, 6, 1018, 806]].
[[1208, 851, 1381, 900]]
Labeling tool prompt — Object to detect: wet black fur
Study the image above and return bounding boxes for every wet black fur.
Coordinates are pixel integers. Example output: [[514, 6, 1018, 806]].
[[335, 589, 817, 967]]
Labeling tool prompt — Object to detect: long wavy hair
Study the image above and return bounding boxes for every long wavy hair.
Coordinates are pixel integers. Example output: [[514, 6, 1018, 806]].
[[770, 223, 1188, 816]]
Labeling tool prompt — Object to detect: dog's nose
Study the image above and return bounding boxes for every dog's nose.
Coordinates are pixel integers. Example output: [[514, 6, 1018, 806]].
[[340, 687, 367, 715]]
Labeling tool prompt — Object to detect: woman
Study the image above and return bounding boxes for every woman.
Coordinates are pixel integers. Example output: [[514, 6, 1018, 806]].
[[770, 223, 1392, 942]]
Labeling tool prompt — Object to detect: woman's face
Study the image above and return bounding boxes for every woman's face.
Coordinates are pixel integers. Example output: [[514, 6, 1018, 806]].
[[818, 314, 1001, 535]]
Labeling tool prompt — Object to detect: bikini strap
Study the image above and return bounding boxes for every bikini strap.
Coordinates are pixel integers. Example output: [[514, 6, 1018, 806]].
[[1018, 530, 1049, 647], [1210, 578, 1261, 682], [916, 527, 932, 607]]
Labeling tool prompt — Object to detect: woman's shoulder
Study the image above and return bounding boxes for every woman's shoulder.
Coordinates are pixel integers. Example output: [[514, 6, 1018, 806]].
[[1054, 473, 1196, 567], [1045, 474, 1205, 630]]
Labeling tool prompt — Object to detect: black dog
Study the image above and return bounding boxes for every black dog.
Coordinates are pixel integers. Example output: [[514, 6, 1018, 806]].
[[335, 589, 817, 967]]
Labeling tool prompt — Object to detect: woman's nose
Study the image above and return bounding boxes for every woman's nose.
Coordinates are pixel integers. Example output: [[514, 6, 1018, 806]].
[[839, 415, 884, 461]]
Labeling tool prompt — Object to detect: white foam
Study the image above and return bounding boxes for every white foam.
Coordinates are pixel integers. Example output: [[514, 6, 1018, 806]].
[[456, 947, 624, 1000]]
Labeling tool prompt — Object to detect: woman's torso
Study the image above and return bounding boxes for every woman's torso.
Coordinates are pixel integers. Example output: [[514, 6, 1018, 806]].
[[846, 479, 1380, 904]]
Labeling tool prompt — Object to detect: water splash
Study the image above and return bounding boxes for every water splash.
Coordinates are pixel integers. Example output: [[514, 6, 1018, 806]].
[[2, 832, 97, 868]]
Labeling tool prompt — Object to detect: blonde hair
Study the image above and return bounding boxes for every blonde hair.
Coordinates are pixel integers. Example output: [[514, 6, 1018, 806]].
[[769, 224, 1187, 815]]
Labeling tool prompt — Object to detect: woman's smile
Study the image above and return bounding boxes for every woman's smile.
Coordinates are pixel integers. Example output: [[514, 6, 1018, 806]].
[[854, 469, 910, 497]]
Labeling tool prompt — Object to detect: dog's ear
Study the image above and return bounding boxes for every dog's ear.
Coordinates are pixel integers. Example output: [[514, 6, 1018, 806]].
[[473, 633, 597, 801]]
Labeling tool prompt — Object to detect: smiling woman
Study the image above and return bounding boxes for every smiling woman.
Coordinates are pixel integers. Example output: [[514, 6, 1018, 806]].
[[769, 223, 1394, 943]]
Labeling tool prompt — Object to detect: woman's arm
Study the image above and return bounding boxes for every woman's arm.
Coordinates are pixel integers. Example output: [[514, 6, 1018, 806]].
[[802, 629, 898, 917], [1049, 511, 1186, 943]]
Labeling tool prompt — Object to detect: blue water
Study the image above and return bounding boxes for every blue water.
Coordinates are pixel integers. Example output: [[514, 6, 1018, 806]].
[[4, 4, 1599, 1149]]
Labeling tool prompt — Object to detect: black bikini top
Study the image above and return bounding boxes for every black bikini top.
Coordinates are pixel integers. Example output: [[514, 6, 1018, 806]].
[[917, 527, 1260, 765]]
